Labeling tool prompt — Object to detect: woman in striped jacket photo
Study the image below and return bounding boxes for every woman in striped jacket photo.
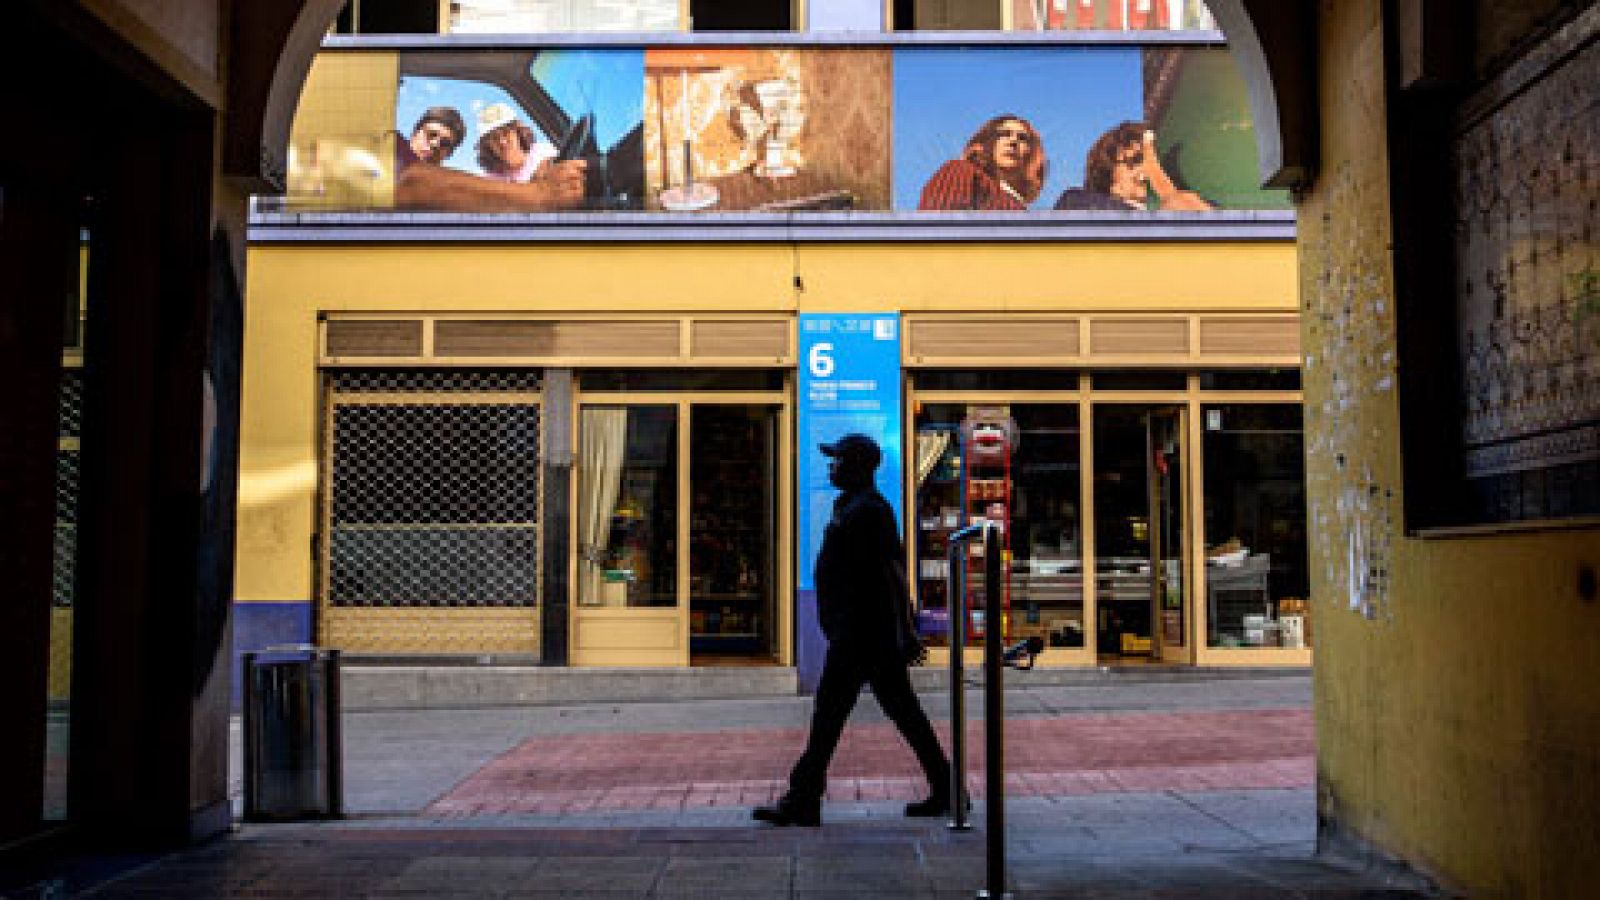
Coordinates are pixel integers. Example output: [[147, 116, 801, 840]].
[[916, 114, 1047, 211]]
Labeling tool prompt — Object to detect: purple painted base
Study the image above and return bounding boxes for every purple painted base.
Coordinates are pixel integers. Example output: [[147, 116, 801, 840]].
[[232, 601, 313, 710]]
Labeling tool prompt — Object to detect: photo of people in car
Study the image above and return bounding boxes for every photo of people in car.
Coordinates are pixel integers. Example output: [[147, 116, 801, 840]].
[[393, 48, 646, 212]]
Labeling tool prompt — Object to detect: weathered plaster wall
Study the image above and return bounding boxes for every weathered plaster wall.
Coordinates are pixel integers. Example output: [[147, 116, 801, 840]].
[[1304, 1, 1600, 894]]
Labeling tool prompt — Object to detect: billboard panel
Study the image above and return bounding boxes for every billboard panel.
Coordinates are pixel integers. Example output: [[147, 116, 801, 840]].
[[283, 43, 1287, 216], [642, 48, 892, 212], [392, 48, 645, 212], [893, 45, 1288, 212]]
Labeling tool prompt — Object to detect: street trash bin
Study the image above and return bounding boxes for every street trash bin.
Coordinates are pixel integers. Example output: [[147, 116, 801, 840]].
[[242, 644, 343, 821]]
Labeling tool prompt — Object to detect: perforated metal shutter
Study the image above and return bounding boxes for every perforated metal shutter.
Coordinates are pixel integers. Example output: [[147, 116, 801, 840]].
[[54, 369, 82, 608], [325, 370, 542, 609]]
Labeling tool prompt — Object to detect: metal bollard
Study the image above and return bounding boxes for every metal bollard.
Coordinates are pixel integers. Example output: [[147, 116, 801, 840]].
[[979, 523, 1010, 900], [945, 522, 987, 832], [945, 523, 1015, 899]]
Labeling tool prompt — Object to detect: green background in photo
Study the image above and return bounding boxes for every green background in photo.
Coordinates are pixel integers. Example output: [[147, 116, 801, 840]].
[[1149, 47, 1291, 210]]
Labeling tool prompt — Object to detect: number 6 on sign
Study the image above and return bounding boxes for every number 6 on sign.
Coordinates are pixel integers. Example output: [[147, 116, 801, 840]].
[[808, 342, 835, 378]]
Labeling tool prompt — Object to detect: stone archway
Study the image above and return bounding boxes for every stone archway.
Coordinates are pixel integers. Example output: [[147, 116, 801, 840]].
[[179, 5, 1600, 893]]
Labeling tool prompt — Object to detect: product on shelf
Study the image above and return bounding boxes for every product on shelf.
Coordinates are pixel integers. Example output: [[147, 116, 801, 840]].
[[955, 408, 1017, 642]]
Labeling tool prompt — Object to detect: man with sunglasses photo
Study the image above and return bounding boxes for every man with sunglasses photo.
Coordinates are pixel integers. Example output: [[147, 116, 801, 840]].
[[397, 106, 467, 173], [1055, 120, 1214, 211], [393, 105, 588, 212]]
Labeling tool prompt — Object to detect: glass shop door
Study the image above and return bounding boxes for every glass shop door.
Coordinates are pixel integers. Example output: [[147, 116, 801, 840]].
[[573, 391, 791, 668], [573, 403, 686, 666], [1146, 407, 1191, 662], [1092, 405, 1192, 664], [688, 403, 783, 665]]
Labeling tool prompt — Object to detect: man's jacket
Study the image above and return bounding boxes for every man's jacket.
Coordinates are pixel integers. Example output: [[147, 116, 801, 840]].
[[814, 487, 905, 651]]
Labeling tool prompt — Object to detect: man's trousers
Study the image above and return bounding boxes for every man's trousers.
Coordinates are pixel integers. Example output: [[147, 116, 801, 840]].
[[785, 641, 951, 805]]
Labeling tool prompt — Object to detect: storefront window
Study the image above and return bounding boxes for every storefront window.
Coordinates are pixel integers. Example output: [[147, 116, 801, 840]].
[[450, 0, 798, 32], [1198, 369, 1301, 391], [894, 0, 1002, 31], [912, 403, 1083, 649], [689, 405, 780, 660], [1091, 371, 1188, 391], [1201, 404, 1309, 649], [580, 370, 784, 392], [1006, 0, 1216, 31], [451, 0, 681, 33], [334, 0, 439, 34], [577, 405, 678, 607], [912, 370, 1078, 392], [896, 0, 1216, 32]]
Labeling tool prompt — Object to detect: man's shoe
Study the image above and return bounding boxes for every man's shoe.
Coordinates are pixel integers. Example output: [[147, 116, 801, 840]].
[[752, 801, 821, 827], [904, 794, 966, 818]]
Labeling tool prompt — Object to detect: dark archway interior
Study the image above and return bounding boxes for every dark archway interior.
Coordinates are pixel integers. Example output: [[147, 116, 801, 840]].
[[2, 1, 231, 851]]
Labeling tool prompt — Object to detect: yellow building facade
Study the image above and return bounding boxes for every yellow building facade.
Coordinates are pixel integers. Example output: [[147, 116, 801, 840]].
[[238, 27, 1312, 681]]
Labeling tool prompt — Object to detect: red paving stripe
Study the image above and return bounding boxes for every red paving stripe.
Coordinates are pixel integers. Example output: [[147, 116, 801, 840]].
[[426, 708, 1312, 816]]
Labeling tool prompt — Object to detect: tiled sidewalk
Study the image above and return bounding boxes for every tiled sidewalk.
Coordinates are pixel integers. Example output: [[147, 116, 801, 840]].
[[428, 708, 1313, 816], [44, 793, 1434, 898], [3, 682, 1441, 897]]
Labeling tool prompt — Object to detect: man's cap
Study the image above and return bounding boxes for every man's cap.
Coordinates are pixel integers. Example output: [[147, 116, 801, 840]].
[[478, 102, 521, 135], [820, 433, 881, 469]]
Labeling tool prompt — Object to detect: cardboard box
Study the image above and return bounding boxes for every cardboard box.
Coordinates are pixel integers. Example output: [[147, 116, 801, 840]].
[[1012, 622, 1050, 642]]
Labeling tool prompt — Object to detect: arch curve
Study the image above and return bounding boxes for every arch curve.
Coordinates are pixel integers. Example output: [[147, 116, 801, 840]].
[[224, 0, 348, 190], [1207, 0, 1319, 192]]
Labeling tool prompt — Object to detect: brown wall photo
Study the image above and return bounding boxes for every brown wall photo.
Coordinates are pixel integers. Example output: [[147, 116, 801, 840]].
[[643, 48, 892, 212]]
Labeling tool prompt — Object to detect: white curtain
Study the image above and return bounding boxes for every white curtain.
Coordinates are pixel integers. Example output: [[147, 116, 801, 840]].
[[578, 408, 628, 606]]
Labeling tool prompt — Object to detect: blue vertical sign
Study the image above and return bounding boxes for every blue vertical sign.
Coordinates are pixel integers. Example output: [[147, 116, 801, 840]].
[[795, 313, 902, 691]]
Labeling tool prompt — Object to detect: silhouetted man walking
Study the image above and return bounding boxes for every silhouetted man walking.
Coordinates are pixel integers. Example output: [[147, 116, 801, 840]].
[[754, 434, 953, 827]]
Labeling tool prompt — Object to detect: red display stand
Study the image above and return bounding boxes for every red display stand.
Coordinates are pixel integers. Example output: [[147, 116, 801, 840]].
[[959, 415, 1014, 643]]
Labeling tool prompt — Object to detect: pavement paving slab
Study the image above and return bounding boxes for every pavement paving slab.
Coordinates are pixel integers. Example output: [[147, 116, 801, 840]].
[[4, 675, 1439, 898], [43, 806, 1432, 899], [422, 707, 1313, 818]]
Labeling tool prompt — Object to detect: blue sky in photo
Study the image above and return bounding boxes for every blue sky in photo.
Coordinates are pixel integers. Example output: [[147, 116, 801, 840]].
[[397, 49, 643, 176], [892, 46, 1143, 210]]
